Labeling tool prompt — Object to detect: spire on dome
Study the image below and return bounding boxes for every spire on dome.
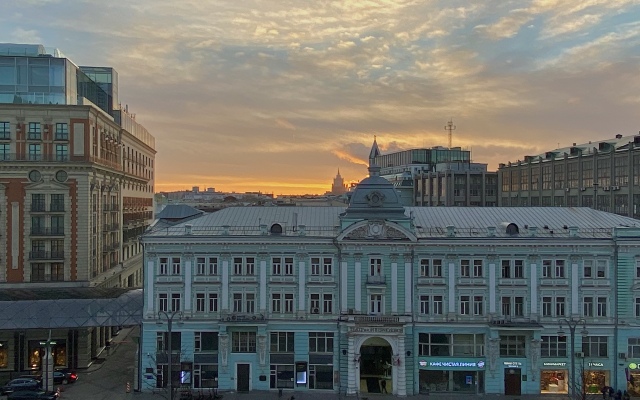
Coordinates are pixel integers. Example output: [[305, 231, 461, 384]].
[[368, 137, 381, 177]]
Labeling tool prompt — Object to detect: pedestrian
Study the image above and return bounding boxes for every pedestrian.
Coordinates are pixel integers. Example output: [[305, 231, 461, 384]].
[[615, 389, 622, 400], [602, 385, 609, 400], [623, 390, 630, 400], [380, 379, 387, 394], [609, 386, 615, 399]]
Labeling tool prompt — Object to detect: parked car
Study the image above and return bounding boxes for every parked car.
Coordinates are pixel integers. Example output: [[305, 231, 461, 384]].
[[7, 390, 58, 400], [1, 378, 41, 395], [52, 370, 77, 385]]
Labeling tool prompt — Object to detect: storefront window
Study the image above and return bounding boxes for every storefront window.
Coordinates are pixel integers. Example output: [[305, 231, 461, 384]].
[[270, 364, 294, 388], [27, 340, 66, 369], [309, 365, 333, 389], [194, 364, 218, 388], [583, 370, 609, 394], [419, 370, 484, 393], [0, 341, 8, 368], [540, 370, 568, 394]]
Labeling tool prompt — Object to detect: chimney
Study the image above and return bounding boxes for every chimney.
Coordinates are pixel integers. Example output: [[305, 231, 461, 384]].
[[185, 224, 192, 235], [487, 226, 496, 237]]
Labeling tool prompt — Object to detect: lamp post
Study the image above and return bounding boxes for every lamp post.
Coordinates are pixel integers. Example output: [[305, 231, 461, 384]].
[[39, 330, 56, 393], [158, 310, 182, 400], [558, 318, 588, 400]]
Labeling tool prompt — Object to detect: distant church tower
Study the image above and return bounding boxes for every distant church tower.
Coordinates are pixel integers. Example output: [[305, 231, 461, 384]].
[[331, 169, 347, 195]]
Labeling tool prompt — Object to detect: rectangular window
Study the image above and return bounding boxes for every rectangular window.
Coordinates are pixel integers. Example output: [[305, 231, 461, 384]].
[[0, 143, 9, 160], [596, 260, 607, 278], [51, 263, 64, 281], [171, 293, 181, 311], [542, 297, 552, 317], [31, 263, 46, 282], [310, 293, 320, 313], [514, 260, 524, 278], [0, 121, 9, 139], [473, 296, 484, 315], [309, 332, 334, 353], [370, 294, 382, 314], [542, 260, 552, 278], [233, 293, 243, 313], [597, 297, 607, 317], [246, 293, 255, 313], [582, 336, 607, 357], [460, 260, 470, 277], [159, 258, 168, 275], [284, 293, 294, 313], [311, 258, 320, 275], [583, 297, 594, 317], [208, 294, 218, 312], [28, 143, 41, 161], [270, 332, 294, 353], [500, 335, 526, 357], [473, 260, 483, 277], [171, 257, 181, 275], [284, 257, 294, 275], [272, 257, 282, 275], [196, 293, 205, 312], [159, 293, 168, 312], [28, 122, 41, 140], [55, 123, 68, 140], [541, 335, 567, 358], [194, 332, 218, 352], [433, 295, 443, 314], [50, 194, 64, 212], [55, 144, 68, 161], [234, 258, 243, 275], [323, 258, 332, 275], [501, 260, 511, 278], [460, 296, 470, 315], [629, 338, 640, 359], [636, 298, 640, 318], [272, 293, 282, 313], [418, 333, 485, 357], [51, 215, 64, 234], [555, 297, 565, 317], [323, 294, 333, 314], [501, 297, 511, 316], [232, 332, 257, 353], [555, 260, 565, 278], [196, 257, 218, 275], [583, 260, 593, 278], [370, 258, 382, 276]]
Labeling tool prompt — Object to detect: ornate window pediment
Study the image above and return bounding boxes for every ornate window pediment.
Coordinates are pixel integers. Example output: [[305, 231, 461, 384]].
[[338, 220, 416, 242]]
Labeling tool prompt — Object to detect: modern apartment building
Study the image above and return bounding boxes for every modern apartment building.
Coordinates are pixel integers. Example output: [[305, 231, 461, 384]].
[[139, 144, 640, 397], [0, 43, 155, 372], [498, 133, 640, 218]]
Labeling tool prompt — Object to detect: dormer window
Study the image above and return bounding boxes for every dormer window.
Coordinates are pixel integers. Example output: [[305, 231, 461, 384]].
[[270, 223, 283, 235]]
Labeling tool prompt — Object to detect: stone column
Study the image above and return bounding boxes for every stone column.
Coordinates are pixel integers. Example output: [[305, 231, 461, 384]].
[[396, 335, 407, 396]]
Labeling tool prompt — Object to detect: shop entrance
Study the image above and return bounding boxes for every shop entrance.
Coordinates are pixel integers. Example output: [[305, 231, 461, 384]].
[[236, 364, 250, 392], [504, 368, 521, 395], [359, 337, 392, 394]]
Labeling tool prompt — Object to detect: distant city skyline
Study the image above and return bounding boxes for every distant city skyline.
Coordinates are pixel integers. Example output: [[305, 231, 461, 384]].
[[2, 1, 639, 194]]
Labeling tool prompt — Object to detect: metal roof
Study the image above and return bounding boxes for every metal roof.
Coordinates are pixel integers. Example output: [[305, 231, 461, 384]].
[[0, 288, 143, 330], [156, 204, 204, 220], [143, 206, 639, 239]]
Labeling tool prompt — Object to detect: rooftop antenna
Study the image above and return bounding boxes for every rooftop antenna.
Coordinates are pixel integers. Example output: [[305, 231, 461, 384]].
[[444, 118, 456, 149]]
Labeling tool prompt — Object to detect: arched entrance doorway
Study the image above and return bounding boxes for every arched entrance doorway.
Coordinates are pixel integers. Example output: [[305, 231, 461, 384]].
[[359, 337, 392, 394]]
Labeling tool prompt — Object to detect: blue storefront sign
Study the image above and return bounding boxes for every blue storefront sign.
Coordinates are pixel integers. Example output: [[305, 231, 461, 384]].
[[418, 359, 486, 370]]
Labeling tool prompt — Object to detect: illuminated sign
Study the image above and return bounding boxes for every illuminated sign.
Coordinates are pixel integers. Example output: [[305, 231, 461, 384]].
[[503, 361, 523, 367], [543, 362, 567, 367], [588, 362, 605, 368], [418, 359, 486, 370], [628, 363, 638, 370]]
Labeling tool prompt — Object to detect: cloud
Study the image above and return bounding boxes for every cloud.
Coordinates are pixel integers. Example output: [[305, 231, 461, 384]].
[[10, 27, 41, 43]]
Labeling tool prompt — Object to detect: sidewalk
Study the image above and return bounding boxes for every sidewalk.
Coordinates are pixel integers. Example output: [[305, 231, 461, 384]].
[[86, 325, 137, 373]]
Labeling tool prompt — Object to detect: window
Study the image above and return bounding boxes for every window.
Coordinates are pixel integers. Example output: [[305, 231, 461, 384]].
[[323, 258, 332, 275], [542, 297, 552, 317], [500, 335, 526, 357], [310, 294, 320, 313], [323, 294, 333, 314], [420, 259, 443, 277], [543, 260, 552, 278], [55, 123, 68, 140], [309, 332, 334, 353], [232, 332, 256, 352], [196, 257, 218, 275], [272, 257, 282, 275], [555, 260, 565, 278], [50, 194, 64, 211], [32, 193, 45, 211], [28, 122, 41, 140], [194, 364, 218, 389], [157, 332, 182, 352], [0, 121, 9, 139], [596, 260, 607, 278], [233, 257, 255, 275], [582, 336, 607, 357], [420, 295, 443, 315], [51, 263, 64, 281], [194, 332, 218, 352], [370, 258, 382, 276], [233, 293, 242, 312], [597, 297, 607, 317], [234, 292, 255, 313], [501, 297, 511, 316], [583, 261, 593, 278], [473, 260, 483, 277], [208, 294, 218, 312], [270, 332, 294, 353], [284, 294, 294, 313], [0, 143, 9, 160], [31, 264, 46, 282], [272, 293, 281, 313], [309, 365, 333, 390], [583, 297, 594, 317], [171, 257, 181, 275], [419, 333, 485, 357], [171, 293, 181, 311], [246, 293, 255, 313], [501, 260, 511, 278], [270, 365, 294, 389], [159, 258, 168, 275], [311, 258, 321, 275], [460, 260, 470, 277], [555, 297, 565, 317], [159, 293, 168, 312], [541, 335, 567, 357], [51, 215, 64, 234], [629, 338, 640, 359], [284, 257, 294, 275], [636, 298, 640, 318], [514, 260, 524, 278], [28, 143, 41, 161], [196, 293, 206, 312], [460, 296, 470, 314], [473, 296, 484, 315], [370, 294, 382, 314], [502, 297, 524, 317], [55, 144, 68, 161]]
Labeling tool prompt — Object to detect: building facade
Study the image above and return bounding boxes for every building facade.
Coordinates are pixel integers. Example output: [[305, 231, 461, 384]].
[[140, 150, 640, 397], [498, 133, 640, 219], [0, 43, 156, 372]]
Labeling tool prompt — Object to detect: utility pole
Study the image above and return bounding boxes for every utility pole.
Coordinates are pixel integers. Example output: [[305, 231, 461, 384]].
[[158, 310, 183, 400]]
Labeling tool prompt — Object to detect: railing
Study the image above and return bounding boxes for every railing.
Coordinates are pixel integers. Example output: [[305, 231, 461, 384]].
[[366, 275, 386, 284], [354, 315, 400, 324], [29, 250, 65, 260], [0, 153, 69, 162], [30, 227, 64, 236], [103, 204, 121, 211]]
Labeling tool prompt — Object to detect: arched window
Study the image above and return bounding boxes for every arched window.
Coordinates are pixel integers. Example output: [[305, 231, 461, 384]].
[[270, 224, 283, 235]]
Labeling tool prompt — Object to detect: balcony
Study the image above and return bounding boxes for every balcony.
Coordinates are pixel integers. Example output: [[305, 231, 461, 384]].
[[102, 242, 120, 252], [29, 250, 65, 260], [498, 278, 528, 286], [366, 275, 386, 285], [457, 277, 487, 286], [102, 223, 120, 232], [30, 227, 64, 236]]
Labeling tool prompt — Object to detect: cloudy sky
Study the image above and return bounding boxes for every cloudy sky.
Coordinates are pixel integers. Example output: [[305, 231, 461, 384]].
[[2, 0, 639, 194]]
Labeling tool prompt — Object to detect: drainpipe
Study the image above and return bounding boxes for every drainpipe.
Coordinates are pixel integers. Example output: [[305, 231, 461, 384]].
[[613, 238, 619, 391], [332, 237, 344, 395]]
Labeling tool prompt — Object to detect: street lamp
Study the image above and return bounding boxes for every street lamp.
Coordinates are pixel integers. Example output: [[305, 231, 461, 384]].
[[558, 318, 588, 400], [157, 310, 183, 400], [39, 331, 56, 393]]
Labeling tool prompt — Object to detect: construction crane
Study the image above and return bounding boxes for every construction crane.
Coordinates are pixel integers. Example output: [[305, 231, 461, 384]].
[[444, 118, 456, 149]]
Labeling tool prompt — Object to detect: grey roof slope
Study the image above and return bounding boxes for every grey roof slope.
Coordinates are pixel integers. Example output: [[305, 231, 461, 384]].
[[143, 206, 639, 238], [156, 204, 204, 220]]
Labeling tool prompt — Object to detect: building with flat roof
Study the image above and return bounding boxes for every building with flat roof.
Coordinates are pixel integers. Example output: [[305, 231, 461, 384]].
[[498, 133, 640, 218], [0, 43, 156, 372], [139, 142, 640, 397]]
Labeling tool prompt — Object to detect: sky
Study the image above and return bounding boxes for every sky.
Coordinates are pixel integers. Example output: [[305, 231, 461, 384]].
[[1, 0, 640, 195]]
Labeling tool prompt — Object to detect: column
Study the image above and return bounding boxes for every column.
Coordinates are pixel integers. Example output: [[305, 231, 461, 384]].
[[447, 260, 456, 314], [397, 336, 407, 396], [184, 258, 192, 311], [146, 259, 155, 314], [341, 260, 348, 313], [489, 258, 496, 315], [571, 258, 579, 315], [221, 259, 229, 310], [355, 259, 362, 312], [347, 335, 357, 395], [391, 259, 398, 313], [298, 259, 306, 313], [404, 257, 412, 314], [260, 259, 267, 311], [530, 260, 538, 316]]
